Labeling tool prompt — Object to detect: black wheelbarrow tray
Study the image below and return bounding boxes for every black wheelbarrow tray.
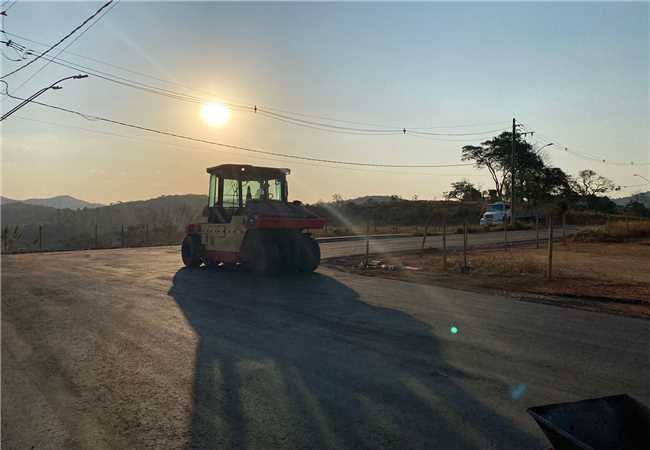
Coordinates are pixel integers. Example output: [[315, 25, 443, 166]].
[[527, 394, 649, 450]]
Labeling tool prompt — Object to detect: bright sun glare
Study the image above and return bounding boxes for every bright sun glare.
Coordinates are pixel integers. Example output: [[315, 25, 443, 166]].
[[201, 103, 231, 126]]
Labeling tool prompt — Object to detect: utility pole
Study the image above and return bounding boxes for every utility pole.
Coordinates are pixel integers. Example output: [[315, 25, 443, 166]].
[[511, 118, 516, 225]]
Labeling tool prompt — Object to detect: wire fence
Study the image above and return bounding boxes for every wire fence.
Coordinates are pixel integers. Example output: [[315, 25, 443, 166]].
[[1, 210, 647, 255], [1, 223, 186, 254]]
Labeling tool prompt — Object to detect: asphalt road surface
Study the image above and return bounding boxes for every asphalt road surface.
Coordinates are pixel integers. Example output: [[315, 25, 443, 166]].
[[319, 228, 566, 258], [2, 240, 648, 449]]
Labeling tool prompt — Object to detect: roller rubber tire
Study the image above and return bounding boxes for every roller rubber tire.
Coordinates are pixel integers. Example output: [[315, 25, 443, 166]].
[[299, 234, 320, 273], [241, 231, 281, 275], [181, 234, 203, 268]]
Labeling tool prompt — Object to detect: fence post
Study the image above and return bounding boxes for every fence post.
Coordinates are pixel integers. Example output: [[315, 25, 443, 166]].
[[145, 224, 149, 246], [121, 225, 126, 248], [606, 214, 610, 230], [547, 217, 554, 280], [421, 210, 433, 250], [462, 221, 469, 273], [535, 214, 540, 249], [94, 224, 98, 249], [625, 215, 629, 232], [364, 216, 370, 268], [562, 212, 567, 241], [442, 215, 447, 271], [38, 224, 43, 251], [503, 220, 508, 251]]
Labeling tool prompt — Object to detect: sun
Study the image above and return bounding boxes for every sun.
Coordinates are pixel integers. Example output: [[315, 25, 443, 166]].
[[201, 103, 230, 126]]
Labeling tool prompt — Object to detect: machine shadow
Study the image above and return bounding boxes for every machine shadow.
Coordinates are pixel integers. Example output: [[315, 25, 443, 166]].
[[168, 267, 539, 450]]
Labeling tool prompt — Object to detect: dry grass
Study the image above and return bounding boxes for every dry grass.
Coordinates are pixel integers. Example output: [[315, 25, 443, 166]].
[[572, 220, 650, 243], [325, 239, 650, 319]]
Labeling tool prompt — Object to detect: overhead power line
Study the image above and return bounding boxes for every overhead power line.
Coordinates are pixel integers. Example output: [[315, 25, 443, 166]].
[[0, 0, 18, 14], [1, 90, 474, 169], [0, 0, 114, 79], [11, 0, 119, 92], [2, 30, 510, 136], [523, 125, 649, 167], [0, 74, 87, 120], [11, 114, 494, 178]]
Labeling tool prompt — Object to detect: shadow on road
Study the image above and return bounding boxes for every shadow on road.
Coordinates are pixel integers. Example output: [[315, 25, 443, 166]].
[[168, 267, 538, 449]]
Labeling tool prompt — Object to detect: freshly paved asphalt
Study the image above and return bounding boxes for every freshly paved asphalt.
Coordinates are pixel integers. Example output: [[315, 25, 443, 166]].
[[2, 235, 647, 449]]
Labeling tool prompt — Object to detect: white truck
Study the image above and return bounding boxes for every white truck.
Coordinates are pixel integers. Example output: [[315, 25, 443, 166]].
[[479, 201, 511, 225]]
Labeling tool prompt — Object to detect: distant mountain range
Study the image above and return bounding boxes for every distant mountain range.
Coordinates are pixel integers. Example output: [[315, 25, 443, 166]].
[[1, 195, 104, 210]]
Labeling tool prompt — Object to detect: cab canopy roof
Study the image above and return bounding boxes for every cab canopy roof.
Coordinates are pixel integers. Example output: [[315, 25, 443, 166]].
[[206, 164, 290, 180]]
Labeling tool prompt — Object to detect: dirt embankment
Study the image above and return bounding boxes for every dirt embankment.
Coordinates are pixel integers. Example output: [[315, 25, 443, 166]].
[[324, 238, 650, 319]]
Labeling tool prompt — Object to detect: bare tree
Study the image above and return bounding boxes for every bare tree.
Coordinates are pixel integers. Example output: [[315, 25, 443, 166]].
[[571, 170, 616, 197]]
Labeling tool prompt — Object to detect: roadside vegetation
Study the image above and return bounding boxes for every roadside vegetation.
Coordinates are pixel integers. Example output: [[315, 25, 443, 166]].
[[572, 221, 650, 243]]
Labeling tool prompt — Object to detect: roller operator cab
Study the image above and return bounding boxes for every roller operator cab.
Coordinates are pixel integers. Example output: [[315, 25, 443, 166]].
[[181, 164, 325, 274]]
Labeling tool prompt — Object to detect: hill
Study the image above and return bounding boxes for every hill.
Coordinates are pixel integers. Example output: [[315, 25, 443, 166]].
[[1, 194, 207, 252], [22, 195, 104, 209], [612, 191, 649, 208], [0, 196, 19, 205], [1, 195, 104, 209]]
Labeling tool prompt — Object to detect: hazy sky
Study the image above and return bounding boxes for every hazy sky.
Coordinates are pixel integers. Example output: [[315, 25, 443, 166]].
[[1, 1, 648, 204]]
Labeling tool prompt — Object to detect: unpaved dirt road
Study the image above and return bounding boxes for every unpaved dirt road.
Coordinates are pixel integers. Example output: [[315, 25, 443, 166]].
[[2, 242, 648, 449]]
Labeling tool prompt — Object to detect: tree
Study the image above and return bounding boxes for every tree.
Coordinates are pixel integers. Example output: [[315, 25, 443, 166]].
[[446, 180, 483, 202], [626, 200, 650, 218], [523, 166, 573, 206], [461, 132, 541, 200], [570, 170, 617, 197]]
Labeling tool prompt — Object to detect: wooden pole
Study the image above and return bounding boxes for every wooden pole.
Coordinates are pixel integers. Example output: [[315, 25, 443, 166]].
[[547, 217, 554, 280], [94, 223, 98, 249], [463, 221, 469, 273], [562, 212, 567, 241], [421, 209, 433, 250], [503, 219, 508, 251], [38, 225, 42, 251], [625, 215, 630, 232], [145, 224, 149, 245], [364, 216, 370, 268], [442, 215, 448, 270], [535, 214, 540, 249], [121, 225, 125, 248]]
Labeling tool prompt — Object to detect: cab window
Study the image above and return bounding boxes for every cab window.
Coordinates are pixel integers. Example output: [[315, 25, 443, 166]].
[[208, 175, 218, 207], [222, 178, 240, 211], [242, 180, 262, 205]]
